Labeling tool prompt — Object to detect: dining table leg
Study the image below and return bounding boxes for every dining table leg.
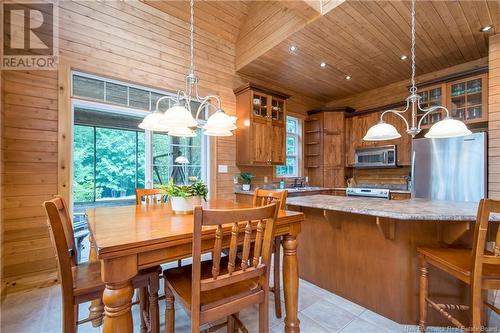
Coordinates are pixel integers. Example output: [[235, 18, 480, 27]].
[[101, 255, 138, 333], [283, 233, 300, 333]]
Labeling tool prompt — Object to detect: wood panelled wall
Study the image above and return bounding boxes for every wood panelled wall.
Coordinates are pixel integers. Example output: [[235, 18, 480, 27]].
[[0, 1, 321, 293], [489, 34, 500, 199]]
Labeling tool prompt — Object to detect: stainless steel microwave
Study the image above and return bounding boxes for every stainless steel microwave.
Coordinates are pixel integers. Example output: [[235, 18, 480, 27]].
[[354, 145, 397, 168]]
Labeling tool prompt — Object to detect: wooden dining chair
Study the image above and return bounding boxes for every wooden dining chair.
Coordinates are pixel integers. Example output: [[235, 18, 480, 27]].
[[136, 188, 166, 205], [418, 198, 500, 332], [43, 196, 161, 333], [163, 203, 279, 333], [252, 188, 288, 319]]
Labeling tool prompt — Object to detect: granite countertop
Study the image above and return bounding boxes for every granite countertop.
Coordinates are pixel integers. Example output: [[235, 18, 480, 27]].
[[286, 195, 500, 221], [234, 187, 334, 195]]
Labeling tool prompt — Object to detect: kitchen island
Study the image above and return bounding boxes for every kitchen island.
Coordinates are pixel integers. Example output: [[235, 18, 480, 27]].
[[286, 195, 499, 326]]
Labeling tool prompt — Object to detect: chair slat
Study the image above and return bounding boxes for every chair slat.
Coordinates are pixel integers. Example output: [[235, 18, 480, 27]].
[[241, 221, 252, 271], [253, 219, 264, 268], [212, 225, 223, 279], [228, 222, 239, 275]]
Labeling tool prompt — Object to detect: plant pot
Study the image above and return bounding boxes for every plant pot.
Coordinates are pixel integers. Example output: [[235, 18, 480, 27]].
[[170, 196, 202, 215], [242, 184, 251, 191]]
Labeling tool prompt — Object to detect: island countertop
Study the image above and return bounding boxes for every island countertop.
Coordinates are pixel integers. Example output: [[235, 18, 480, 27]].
[[286, 195, 500, 221]]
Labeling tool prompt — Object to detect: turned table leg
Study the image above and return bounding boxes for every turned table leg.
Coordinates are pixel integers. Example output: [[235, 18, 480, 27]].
[[283, 234, 300, 333], [101, 255, 138, 333], [88, 234, 104, 327]]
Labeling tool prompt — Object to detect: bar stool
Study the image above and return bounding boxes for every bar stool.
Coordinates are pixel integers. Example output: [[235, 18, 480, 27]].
[[417, 198, 500, 332]]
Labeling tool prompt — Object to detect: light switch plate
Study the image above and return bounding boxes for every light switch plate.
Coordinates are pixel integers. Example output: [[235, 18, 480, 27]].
[[218, 165, 228, 173]]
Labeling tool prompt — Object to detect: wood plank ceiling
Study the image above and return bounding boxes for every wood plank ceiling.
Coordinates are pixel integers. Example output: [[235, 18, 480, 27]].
[[235, 0, 499, 102]]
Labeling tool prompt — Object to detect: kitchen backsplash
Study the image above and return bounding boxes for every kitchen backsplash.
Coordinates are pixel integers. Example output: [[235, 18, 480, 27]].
[[351, 167, 411, 188]]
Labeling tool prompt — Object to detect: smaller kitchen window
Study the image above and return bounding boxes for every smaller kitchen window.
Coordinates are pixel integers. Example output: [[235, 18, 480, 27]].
[[276, 116, 301, 177]]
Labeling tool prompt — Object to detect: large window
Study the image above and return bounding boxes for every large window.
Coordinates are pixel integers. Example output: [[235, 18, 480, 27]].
[[276, 117, 301, 177]]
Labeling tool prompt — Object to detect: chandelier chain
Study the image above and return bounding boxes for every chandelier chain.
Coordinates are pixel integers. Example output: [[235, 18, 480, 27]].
[[189, 0, 195, 74], [410, 0, 416, 94]]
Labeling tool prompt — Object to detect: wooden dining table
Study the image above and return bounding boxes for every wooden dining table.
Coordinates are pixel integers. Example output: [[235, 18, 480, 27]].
[[86, 200, 304, 333]]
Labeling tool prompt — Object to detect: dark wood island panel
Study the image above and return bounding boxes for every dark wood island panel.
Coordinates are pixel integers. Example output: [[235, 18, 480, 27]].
[[292, 207, 473, 326]]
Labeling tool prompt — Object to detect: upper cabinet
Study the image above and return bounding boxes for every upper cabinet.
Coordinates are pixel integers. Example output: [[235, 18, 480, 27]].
[[234, 83, 289, 166]]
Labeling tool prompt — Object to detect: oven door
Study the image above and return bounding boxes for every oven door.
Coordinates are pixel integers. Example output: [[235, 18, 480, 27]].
[[354, 146, 396, 168]]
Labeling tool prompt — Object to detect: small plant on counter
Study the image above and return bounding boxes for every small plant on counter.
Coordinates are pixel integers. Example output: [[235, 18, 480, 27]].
[[239, 173, 255, 191]]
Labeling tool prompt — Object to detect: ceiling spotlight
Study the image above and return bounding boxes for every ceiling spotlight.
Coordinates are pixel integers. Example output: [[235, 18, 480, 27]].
[[320, 62, 326, 68], [400, 55, 408, 60], [480, 25, 493, 32], [345, 75, 352, 80], [289, 45, 297, 53]]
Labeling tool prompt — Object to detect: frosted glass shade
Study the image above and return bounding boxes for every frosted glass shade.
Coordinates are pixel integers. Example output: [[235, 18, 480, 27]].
[[363, 121, 401, 141], [425, 117, 472, 138], [138, 111, 171, 132], [168, 127, 196, 137], [160, 104, 197, 128], [203, 109, 237, 136], [204, 129, 233, 136]]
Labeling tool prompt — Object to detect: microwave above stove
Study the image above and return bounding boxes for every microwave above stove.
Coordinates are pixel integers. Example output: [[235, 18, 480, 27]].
[[354, 145, 397, 168]]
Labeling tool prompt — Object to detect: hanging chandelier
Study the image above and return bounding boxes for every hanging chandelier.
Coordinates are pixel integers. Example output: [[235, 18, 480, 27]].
[[363, 0, 471, 141], [138, 0, 236, 137]]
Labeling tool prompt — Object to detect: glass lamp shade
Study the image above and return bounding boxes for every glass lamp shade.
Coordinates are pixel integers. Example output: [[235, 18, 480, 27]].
[[203, 129, 233, 136], [363, 121, 401, 141], [168, 127, 196, 137], [425, 117, 472, 139], [160, 104, 198, 128], [138, 111, 171, 132], [202, 109, 237, 136]]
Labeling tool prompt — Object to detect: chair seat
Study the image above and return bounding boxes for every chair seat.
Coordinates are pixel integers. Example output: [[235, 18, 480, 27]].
[[418, 247, 500, 284], [164, 257, 261, 313], [73, 262, 161, 299]]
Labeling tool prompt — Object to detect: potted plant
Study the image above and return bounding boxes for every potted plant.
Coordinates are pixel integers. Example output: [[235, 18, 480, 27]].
[[161, 179, 208, 214], [239, 173, 255, 191]]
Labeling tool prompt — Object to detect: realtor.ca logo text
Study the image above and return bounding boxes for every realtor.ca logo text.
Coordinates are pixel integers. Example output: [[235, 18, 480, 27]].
[[1, 1, 58, 70]]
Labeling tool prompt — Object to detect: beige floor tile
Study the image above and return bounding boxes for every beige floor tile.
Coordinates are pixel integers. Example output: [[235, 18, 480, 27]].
[[301, 299, 356, 332]]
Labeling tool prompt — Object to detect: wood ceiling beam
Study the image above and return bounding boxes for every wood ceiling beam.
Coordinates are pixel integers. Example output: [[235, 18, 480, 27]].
[[235, 1, 331, 71]]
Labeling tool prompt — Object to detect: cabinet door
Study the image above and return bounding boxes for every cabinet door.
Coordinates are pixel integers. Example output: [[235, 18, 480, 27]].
[[271, 123, 285, 164], [323, 112, 344, 133], [251, 92, 269, 120], [345, 117, 354, 166], [323, 133, 343, 167], [447, 74, 488, 124], [323, 167, 345, 188], [252, 121, 271, 164]]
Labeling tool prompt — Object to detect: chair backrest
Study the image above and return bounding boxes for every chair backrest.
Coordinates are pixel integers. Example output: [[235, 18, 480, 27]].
[[191, 203, 279, 313], [135, 188, 166, 205], [471, 198, 500, 284], [43, 196, 78, 298], [252, 188, 288, 210]]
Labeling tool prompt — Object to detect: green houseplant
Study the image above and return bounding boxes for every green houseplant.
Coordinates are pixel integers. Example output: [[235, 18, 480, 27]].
[[161, 179, 208, 214], [239, 172, 255, 191]]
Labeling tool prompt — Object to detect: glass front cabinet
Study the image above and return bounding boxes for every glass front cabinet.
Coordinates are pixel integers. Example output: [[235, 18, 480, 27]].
[[418, 73, 488, 129]]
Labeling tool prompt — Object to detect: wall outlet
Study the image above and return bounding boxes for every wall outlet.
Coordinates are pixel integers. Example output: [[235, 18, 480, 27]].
[[264, 176, 268, 183], [218, 164, 228, 173]]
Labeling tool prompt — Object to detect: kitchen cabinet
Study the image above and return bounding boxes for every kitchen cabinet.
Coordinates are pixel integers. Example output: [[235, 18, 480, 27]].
[[234, 83, 289, 166], [390, 192, 411, 200]]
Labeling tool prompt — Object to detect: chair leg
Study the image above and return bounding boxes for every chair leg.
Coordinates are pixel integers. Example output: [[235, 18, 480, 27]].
[[273, 236, 282, 319], [470, 286, 483, 332], [149, 274, 160, 333], [165, 285, 175, 333], [418, 254, 428, 333], [259, 296, 269, 333], [139, 287, 149, 333], [227, 314, 236, 333]]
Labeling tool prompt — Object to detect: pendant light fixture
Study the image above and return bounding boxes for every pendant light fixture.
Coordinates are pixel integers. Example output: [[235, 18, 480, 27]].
[[138, 0, 237, 137], [363, 0, 471, 141]]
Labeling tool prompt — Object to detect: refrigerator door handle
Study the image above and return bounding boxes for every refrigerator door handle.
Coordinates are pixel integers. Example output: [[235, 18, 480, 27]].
[[411, 149, 416, 197]]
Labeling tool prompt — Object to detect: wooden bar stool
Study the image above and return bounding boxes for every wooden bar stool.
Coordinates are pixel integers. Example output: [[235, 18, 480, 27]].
[[136, 188, 167, 205], [43, 196, 161, 333], [418, 198, 500, 332], [252, 188, 288, 319], [163, 203, 279, 333]]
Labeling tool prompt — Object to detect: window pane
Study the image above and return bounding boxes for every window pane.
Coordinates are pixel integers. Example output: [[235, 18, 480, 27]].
[[105, 82, 128, 106], [73, 75, 104, 101], [286, 136, 296, 155], [151, 92, 170, 111], [286, 118, 297, 133], [129, 88, 150, 110], [95, 128, 137, 199], [73, 125, 95, 202], [137, 132, 145, 188]]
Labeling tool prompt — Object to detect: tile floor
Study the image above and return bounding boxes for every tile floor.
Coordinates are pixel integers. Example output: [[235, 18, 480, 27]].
[[2, 276, 498, 333]]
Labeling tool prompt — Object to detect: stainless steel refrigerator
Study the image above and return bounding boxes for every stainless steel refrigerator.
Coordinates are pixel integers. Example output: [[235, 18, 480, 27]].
[[411, 132, 487, 202]]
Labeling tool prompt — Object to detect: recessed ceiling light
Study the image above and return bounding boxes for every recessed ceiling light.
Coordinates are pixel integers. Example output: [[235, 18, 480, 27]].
[[400, 55, 408, 60], [289, 45, 297, 53], [480, 25, 493, 32], [320, 62, 326, 68], [345, 75, 352, 80]]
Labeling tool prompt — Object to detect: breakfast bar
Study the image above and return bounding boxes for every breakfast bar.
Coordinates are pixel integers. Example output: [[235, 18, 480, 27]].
[[286, 195, 499, 326]]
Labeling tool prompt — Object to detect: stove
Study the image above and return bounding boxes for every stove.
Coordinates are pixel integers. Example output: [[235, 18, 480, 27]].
[[345, 187, 390, 199]]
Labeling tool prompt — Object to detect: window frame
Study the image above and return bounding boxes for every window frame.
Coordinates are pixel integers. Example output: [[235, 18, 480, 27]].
[[70, 71, 210, 205], [275, 116, 302, 178]]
